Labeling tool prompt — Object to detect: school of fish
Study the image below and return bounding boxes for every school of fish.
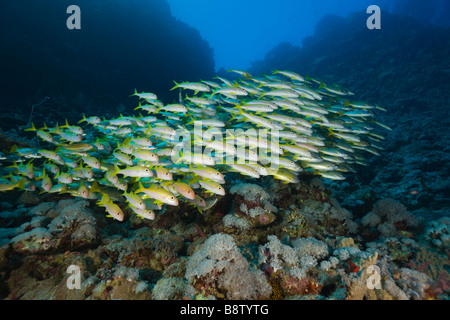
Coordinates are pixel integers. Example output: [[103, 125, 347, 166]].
[[0, 70, 391, 221]]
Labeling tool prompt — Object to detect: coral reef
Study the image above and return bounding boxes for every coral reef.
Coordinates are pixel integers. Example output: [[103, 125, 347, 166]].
[[8, 199, 97, 254], [424, 217, 450, 249], [226, 183, 277, 229], [0, 177, 447, 300], [185, 234, 272, 300], [361, 198, 419, 238]]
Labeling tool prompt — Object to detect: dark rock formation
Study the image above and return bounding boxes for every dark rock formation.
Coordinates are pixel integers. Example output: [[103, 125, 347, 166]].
[[0, 0, 215, 128], [250, 11, 450, 111]]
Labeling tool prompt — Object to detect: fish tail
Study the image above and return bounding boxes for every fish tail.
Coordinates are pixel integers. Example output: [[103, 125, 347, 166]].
[[130, 88, 138, 97], [41, 122, 49, 131], [78, 114, 87, 124], [24, 121, 37, 132], [134, 102, 142, 111], [16, 178, 25, 190], [113, 164, 121, 176], [9, 144, 17, 153], [170, 81, 180, 91], [136, 181, 145, 194], [63, 118, 70, 128], [90, 181, 101, 193]]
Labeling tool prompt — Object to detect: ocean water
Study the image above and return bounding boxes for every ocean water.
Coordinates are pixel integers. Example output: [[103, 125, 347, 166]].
[[0, 0, 448, 302]]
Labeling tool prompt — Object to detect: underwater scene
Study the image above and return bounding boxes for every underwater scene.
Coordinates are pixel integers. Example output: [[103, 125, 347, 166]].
[[0, 0, 449, 303]]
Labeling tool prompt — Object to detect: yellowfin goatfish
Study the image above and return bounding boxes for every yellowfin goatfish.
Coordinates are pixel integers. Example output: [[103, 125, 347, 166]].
[[25, 122, 53, 143], [132, 89, 158, 101], [129, 206, 155, 220], [113, 165, 153, 178], [41, 169, 53, 192], [198, 179, 226, 196], [0, 178, 25, 192], [136, 182, 179, 206], [123, 190, 146, 210], [171, 81, 210, 93], [97, 193, 124, 221], [171, 181, 196, 200], [189, 166, 225, 183], [78, 114, 101, 125]]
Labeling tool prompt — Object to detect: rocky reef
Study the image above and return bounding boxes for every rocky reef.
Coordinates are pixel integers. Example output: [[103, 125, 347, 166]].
[[0, 175, 448, 300]]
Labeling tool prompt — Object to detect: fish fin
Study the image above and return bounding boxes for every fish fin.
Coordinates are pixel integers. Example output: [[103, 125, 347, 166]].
[[187, 176, 200, 184], [16, 178, 25, 190], [225, 129, 237, 141], [130, 177, 141, 184], [144, 124, 153, 135], [6, 161, 19, 169], [77, 114, 87, 124], [160, 181, 172, 188], [130, 88, 138, 97], [99, 192, 111, 204], [90, 181, 101, 193], [113, 164, 121, 176], [136, 181, 145, 193], [61, 118, 69, 128], [9, 144, 17, 153], [192, 132, 204, 145], [24, 122, 37, 132], [122, 136, 132, 146], [173, 149, 184, 164], [170, 81, 180, 91]]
